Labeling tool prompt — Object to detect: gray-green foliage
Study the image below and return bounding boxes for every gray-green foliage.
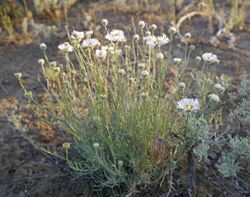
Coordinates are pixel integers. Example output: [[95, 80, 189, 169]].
[[216, 135, 249, 177], [186, 116, 209, 146], [193, 126, 218, 160], [216, 75, 250, 178], [229, 99, 250, 125], [228, 75, 250, 125], [229, 136, 250, 160], [216, 153, 242, 177], [239, 74, 250, 97]]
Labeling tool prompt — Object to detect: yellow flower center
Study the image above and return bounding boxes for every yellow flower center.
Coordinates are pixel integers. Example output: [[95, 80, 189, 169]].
[[185, 104, 193, 111]]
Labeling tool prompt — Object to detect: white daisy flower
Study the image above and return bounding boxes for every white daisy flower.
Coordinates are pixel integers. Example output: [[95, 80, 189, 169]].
[[145, 34, 169, 48], [58, 42, 74, 52], [95, 49, 107, 59], [155, 34, 169, 46], [177, 98, 200, 112], [101, 46, 108, 51], [71, 30, 85, 41], [85, 30, 93, 38], [202, 52, 219, 63], [208, 94, 220, 102], [143, 35, 155, 43], [173, 57, 182, 64], [82, 38, 100, 48], [108, 46, 122, 56], [105, 29, 126, 42]]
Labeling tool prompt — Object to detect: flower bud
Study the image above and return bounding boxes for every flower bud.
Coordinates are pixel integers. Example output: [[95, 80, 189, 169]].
[[50, 61, 57, 67], [93, 143, 100, 149], [195, 56, 201, 62], [129, 77, 136, 83], [150, 24, 157, 31], [53, 67, 61, 73], [38, 58, 45, 66], [133, 34, 140, 41], [145, 31, 151, 36], [141, 70, 149, 77], [184, 32, 191, 40], [190, 45, 195, 50], [124, 45, 131, 51], [139, 21, 145, 28], [62, 142, 71, 149], [40, 43, 47, 51], [208, 94, 220, 102], [14, 72, 22, 79], [214, 83, 225, 91], [168, 26, 176, 34], [118, 160, 123, 168], [101, 19, 108, 26], [178, 82, 186, 89], [156, 52, 164, 60]]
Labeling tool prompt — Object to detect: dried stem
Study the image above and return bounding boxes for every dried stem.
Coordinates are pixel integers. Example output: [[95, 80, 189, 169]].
[[187, 149, 196, 197]]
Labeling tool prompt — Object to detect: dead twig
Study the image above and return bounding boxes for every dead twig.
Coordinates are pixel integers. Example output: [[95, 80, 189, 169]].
[[159, 169, 173, 197], [176, 11, 209, 40], [166, 169, 174, 197], [176, 8, 237, 49], [187, 149, 197, 197]]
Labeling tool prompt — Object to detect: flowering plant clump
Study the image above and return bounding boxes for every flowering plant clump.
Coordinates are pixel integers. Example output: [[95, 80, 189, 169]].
[[13, 20, 249, 196]]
